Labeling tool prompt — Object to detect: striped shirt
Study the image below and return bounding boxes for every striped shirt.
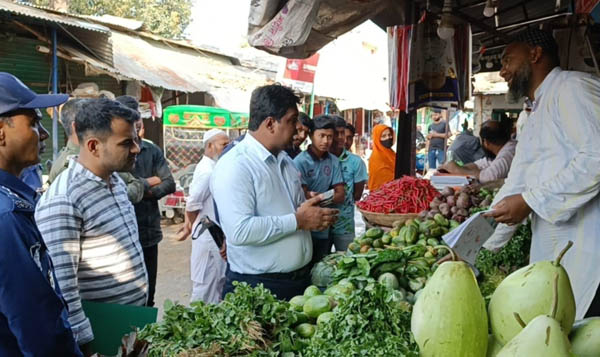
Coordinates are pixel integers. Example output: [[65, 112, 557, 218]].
[[35, 159, 148, 345], [473, 139, 517, 183]]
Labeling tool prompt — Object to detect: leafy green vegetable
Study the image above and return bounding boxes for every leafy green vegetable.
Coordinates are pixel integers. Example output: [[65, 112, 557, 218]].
[[475, 221, 532, 304], [303, 280, 419, 357], [138, 282, 303, 356], [476, 221, 531, 276]]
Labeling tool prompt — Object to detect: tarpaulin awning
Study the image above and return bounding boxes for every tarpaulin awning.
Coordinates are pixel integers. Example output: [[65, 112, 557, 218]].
[[247, 0, 392, 58]]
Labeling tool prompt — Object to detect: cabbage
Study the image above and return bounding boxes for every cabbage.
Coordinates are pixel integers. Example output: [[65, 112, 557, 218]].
[[310, 252, 344, 288]]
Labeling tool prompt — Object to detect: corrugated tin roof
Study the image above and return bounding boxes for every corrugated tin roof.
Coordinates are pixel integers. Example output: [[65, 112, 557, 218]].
[[83, 14, 143, 32], [109, 31, 269, 93], [0, 0, 110, 33]]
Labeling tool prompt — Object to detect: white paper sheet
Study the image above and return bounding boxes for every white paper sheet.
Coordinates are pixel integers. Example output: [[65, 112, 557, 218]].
[[442, 210, 495, 265]]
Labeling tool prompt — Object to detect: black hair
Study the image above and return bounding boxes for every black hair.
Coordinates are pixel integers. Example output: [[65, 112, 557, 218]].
[[248, 84, 300, 131], [480, 118, 512, 146], [115, 95, 140, 112], [75, 98, 140, 143], [310, 115, 335, 134], [346, 123, 356, 135], [61, 98, 87, 137], [298, 112, 311, 128], [332, 115, 347, 129]]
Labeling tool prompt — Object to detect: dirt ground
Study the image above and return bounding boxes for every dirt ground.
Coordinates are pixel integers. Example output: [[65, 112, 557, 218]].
[[154, 223, 191, 319]]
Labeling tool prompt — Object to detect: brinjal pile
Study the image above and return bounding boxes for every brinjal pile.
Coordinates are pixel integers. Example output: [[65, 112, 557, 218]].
[[419, 186, 498, 223]]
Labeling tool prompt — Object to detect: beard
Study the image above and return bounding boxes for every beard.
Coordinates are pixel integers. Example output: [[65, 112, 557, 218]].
[[506, 62, 532, 103]]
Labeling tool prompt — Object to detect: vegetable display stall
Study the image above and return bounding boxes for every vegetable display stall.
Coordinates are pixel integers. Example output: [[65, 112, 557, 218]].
[[162, 105, 249, 171], [116, 184, 600, 357]]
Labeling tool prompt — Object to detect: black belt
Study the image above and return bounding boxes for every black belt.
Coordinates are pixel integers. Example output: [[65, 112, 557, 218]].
[[229, 263, 311, 281]]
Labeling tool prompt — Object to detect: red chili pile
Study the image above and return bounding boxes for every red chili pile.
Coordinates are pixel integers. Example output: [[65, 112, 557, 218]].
[[357, 176, 439, 214]]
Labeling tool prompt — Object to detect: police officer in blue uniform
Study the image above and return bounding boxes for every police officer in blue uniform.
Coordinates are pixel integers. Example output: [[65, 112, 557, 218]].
[[0, 72, 82, 356]]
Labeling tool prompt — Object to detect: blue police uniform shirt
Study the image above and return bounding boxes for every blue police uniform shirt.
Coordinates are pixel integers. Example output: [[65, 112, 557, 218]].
[[293, 146, 344, 239], [19, 164, 43, 192], [0, 169, 81, 356]]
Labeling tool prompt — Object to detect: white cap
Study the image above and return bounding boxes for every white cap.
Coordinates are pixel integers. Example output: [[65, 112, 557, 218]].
[[203, 129, 227, 148]]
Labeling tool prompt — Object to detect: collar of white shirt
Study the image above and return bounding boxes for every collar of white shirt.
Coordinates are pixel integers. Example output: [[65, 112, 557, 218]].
[[245, 133, 287, 163], [533, 67, 562, 106]]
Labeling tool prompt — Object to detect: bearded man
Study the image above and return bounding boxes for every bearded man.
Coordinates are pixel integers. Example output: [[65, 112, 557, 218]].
[[483, 29, 600, 319]]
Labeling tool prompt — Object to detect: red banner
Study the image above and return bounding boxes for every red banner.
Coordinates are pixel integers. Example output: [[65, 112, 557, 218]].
[[282, 53, 320, 84], [576, 0, 600, 13]]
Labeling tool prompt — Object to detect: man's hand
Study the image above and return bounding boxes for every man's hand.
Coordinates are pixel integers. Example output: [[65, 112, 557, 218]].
[[146, 176, 162, 187], [307, 191, 320, 199], [295, 195, 339, 231], [175, 221, 192, 241], [484, 194, 532, 225], [438, 161, 460, 174], [426, 133, 434, 140], [219, 240, 227, 261]]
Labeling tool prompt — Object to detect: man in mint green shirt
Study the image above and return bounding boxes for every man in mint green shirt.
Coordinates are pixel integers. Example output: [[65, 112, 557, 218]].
[[330, 117, 367, 250]]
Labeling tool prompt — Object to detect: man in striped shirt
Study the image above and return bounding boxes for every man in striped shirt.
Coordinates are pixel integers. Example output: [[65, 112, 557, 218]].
[[439, 119, 516, 184], [35, 98, 148, 355]]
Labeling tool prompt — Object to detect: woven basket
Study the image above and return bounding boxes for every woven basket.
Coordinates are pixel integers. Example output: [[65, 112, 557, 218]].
[[358, 209, 419, 228]]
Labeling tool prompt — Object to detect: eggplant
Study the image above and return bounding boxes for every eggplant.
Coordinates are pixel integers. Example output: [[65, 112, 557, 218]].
[[457, 208, 469, 217], [480, 197, 492, 208], [446, 195, 456, 207], [441, 186, 455, 197], [456, 193, 472, 209], [438, 203, 450, 218]]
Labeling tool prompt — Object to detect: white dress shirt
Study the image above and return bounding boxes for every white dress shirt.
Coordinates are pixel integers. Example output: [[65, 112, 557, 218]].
[[210, 133, 312, 275], [486, 68, 600, 318]]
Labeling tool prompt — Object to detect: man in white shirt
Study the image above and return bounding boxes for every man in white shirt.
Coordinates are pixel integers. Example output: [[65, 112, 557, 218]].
[[485, 29, 600, 318], [211, 84, 339, 300], [177, 129, 230, 303], [439, 119, 516, 184]]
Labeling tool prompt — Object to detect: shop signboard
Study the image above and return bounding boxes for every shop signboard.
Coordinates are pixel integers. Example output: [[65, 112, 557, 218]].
[[163, 105, 248, 129], [279, 53, 320, 93]]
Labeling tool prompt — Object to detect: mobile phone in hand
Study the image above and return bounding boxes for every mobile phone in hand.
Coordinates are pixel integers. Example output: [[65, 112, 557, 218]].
[[319, 189, 335, 207]]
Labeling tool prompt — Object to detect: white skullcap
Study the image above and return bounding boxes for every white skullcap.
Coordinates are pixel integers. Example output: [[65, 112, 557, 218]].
[[203, 129, 227, 148]]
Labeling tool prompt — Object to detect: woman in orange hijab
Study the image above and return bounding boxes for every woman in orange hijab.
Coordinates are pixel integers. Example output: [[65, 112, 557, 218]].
[[368, 124, 396, 191]]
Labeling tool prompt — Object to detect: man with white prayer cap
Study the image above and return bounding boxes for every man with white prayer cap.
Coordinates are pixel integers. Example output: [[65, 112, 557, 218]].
[[177, 129, 230, 303]]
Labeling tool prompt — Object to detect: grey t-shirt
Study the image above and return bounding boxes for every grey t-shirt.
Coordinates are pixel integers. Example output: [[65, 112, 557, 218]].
[[428, 121, 447, 150]]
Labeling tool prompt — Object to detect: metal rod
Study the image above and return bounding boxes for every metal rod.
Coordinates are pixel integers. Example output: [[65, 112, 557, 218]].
[[309, 84, 315, 118], [51, 27, 59, 161], [473, 11, 571, 36], [56, 23, 104, 62], [585, 33, 600, 76]]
